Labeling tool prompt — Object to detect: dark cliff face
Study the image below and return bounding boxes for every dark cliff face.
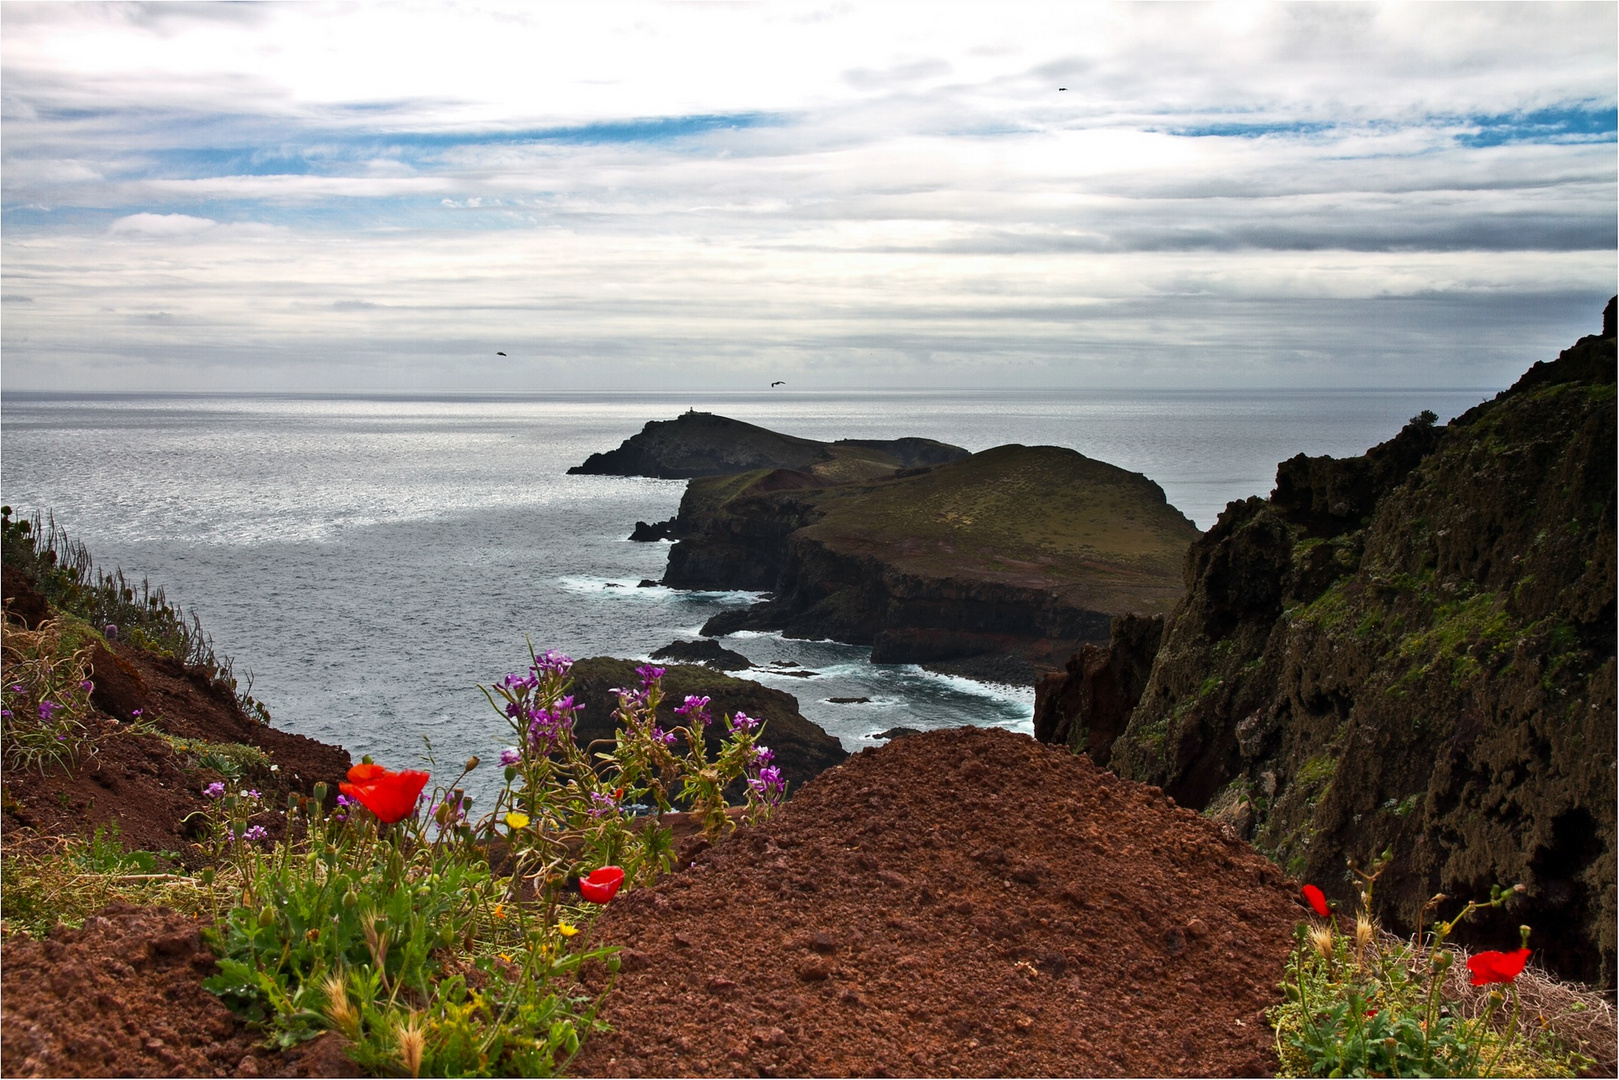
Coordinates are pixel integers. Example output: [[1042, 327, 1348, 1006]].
[[1078, 320, 1616, 985]]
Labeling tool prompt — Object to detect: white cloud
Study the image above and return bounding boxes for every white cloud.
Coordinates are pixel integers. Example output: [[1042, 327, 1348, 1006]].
[[108, 212, 218, 236]]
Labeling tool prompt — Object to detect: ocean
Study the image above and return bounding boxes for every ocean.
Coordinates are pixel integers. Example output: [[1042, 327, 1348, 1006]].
[[1, 388, 1493, 806]]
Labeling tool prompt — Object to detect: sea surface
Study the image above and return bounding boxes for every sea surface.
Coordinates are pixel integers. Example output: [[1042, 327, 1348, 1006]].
[[1, 388, 1493, 807]]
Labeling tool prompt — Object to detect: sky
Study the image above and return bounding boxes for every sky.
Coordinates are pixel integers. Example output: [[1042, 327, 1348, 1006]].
[[2, 1, 1614, 392]]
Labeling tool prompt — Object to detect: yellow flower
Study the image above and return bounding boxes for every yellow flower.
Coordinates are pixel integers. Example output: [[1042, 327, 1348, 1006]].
[[493, 903, 506, 920], [499, 952, 514, 964], [557, 920, 580, 937], [505, 812, 530, 830]]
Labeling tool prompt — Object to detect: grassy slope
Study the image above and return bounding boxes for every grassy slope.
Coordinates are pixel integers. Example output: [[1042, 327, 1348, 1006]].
[[797, 444, 1199, 610]]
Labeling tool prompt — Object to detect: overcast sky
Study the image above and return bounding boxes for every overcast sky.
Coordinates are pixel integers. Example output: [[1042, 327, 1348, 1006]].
[[2, 2, 1614, 392]]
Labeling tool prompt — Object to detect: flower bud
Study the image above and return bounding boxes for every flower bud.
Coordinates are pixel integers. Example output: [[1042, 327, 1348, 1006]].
[[288, 792, 301, 811], [342, 889, 359, 909], [258, 906, 277, 928], [1519, 924, 1532, 948], [504, 765, 518, 783], [313, 782, 329, 803], [201, 867, 216, 886], [465, 755, 480, 771]]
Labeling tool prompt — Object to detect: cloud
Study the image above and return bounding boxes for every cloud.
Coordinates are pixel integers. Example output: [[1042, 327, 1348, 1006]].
[[1, 2, 1613, 392], [108, 211, 217, 235]]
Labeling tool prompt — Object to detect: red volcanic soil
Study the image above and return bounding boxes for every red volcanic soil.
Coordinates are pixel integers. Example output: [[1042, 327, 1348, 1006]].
[[570, 726, 1305, 1078]]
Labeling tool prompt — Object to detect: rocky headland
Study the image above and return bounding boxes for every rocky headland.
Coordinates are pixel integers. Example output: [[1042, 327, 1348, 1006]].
[[662, 443, 1200, 682], [1036, 306, 1618, 987], [569, 410, 969, 481]]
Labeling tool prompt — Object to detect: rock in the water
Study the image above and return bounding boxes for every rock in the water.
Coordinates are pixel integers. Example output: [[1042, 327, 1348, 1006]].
[[636, 579, 660, 588], [827, 696, 870, 704], [629, 519, 673, 542], [874, 726, 922, 741], [651, 639, 753, 671]]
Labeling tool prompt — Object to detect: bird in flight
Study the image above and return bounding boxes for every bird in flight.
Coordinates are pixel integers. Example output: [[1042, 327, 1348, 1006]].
[[771, 380, 785, 387], [496, 351, 506, 356]]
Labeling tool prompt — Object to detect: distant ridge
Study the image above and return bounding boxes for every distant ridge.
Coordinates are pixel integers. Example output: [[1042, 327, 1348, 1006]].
[[567, 411, 969, 481]]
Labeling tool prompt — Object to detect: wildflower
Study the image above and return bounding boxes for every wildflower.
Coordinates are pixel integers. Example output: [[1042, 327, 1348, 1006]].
[[533, 649, 573, 676], [636, 664, 665, 688], [558, 920, 580, 937], [754, 745, 775, 766], [243, 825, 269, 841], [105, 624, 118, 639], [1302, 884, 1330, 918], [37, 701, 57, 720], [729, 710, 759, 733], [204, 781, 226, 799], [247, 789, 261, 800], [493, 903, 506, 919], [579, 866, 625, 903], [650, 725, 677, 748], [748, 764, 787, 805], [0, 710, 10, 720], [339, 762, 431, 824], [1466, 948, 1531, 986], [499, 747, 521, 767], [80, 680, 93, 693], [676, 695, 711, 722], [505, 812, 530, 830], [131, 709, 142, 719], [587, 791, 618, 818]]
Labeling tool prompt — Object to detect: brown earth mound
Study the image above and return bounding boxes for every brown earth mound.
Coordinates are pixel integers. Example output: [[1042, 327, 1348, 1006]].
[[570, 726, 1304, 1078], [0, 902, 350, 1078]]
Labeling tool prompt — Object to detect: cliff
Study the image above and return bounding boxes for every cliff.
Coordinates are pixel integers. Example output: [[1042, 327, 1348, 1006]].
[[568, 410, 969, 481], [1039, 311, 1617, 985], [666, 444, 1200, 680]]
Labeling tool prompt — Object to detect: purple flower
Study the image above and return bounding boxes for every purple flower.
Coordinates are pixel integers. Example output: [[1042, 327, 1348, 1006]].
[[104, 624, 118, 639], [242, 825, 269, 842], [527, 706, 575, 754], [651, 725, 678, 748], [0, 710, 10, 720], [335, 793, 354, 808], [499, 747, 522, 767], [204, 781, 226, 799], [675, 695, 711, 724], [747, 765, 787, 805], [587, 791, 619, 818], [533, 649, 574, 676], [499, 671, 538, 692], [131, 709, 142, 719], [636, 664, 665, 688], [8, 685, 21, 693], [728, 711, 758, 733], [754, 745, 775, 767], [80, 680, 94, 694], [247, 789, 261, 801], [37, 701, 58, 720]]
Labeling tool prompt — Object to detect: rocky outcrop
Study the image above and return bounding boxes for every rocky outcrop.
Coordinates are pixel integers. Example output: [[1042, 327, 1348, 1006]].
[[1059, 310, 1616, 985], [667, 445, 1200, 679], [569, 411, 968, 480], [566, 658, 848, 796], [650, 639, 753, 671], [1032, 614, 1162, 767]]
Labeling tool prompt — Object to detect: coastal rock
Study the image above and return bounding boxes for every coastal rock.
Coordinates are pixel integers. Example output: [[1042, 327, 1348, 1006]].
[[651, 638, 753, 671], [1097, 309, 1617, 985], [569, 411, 968, 480], [1033, 613, 1162, 767], [566, 658, 848, 795], [628, 519, 674, 542], [674, 444, 1199, 677]]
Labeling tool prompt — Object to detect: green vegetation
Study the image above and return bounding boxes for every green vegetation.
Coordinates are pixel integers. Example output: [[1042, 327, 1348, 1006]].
[[1274, 867, 1600, 1077], [1, 506, 271, 724], [162, 735, 272, 781], [1, 824, 197, 938], [198, 649, 783, 1074], [0, 614, 97, 772]]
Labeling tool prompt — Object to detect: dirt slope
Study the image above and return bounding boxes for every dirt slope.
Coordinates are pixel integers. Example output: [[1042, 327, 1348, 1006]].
[[570, 726, 1304, 1078]]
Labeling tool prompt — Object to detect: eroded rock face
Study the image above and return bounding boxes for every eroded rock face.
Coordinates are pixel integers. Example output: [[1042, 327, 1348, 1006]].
[[1033, 613, 1162, 767], [1101, 318, 1616, 985]]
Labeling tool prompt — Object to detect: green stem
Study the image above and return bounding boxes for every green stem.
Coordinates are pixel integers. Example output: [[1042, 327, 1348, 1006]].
[[1480, 985, 1521, 1077]]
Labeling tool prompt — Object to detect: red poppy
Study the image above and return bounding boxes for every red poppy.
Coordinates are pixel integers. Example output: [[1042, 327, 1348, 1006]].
[[1302, 884, 1330, 918], [1466, 948, 1531, 986], [579, 865, 625, 903], [339, 763, 430, 824]]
